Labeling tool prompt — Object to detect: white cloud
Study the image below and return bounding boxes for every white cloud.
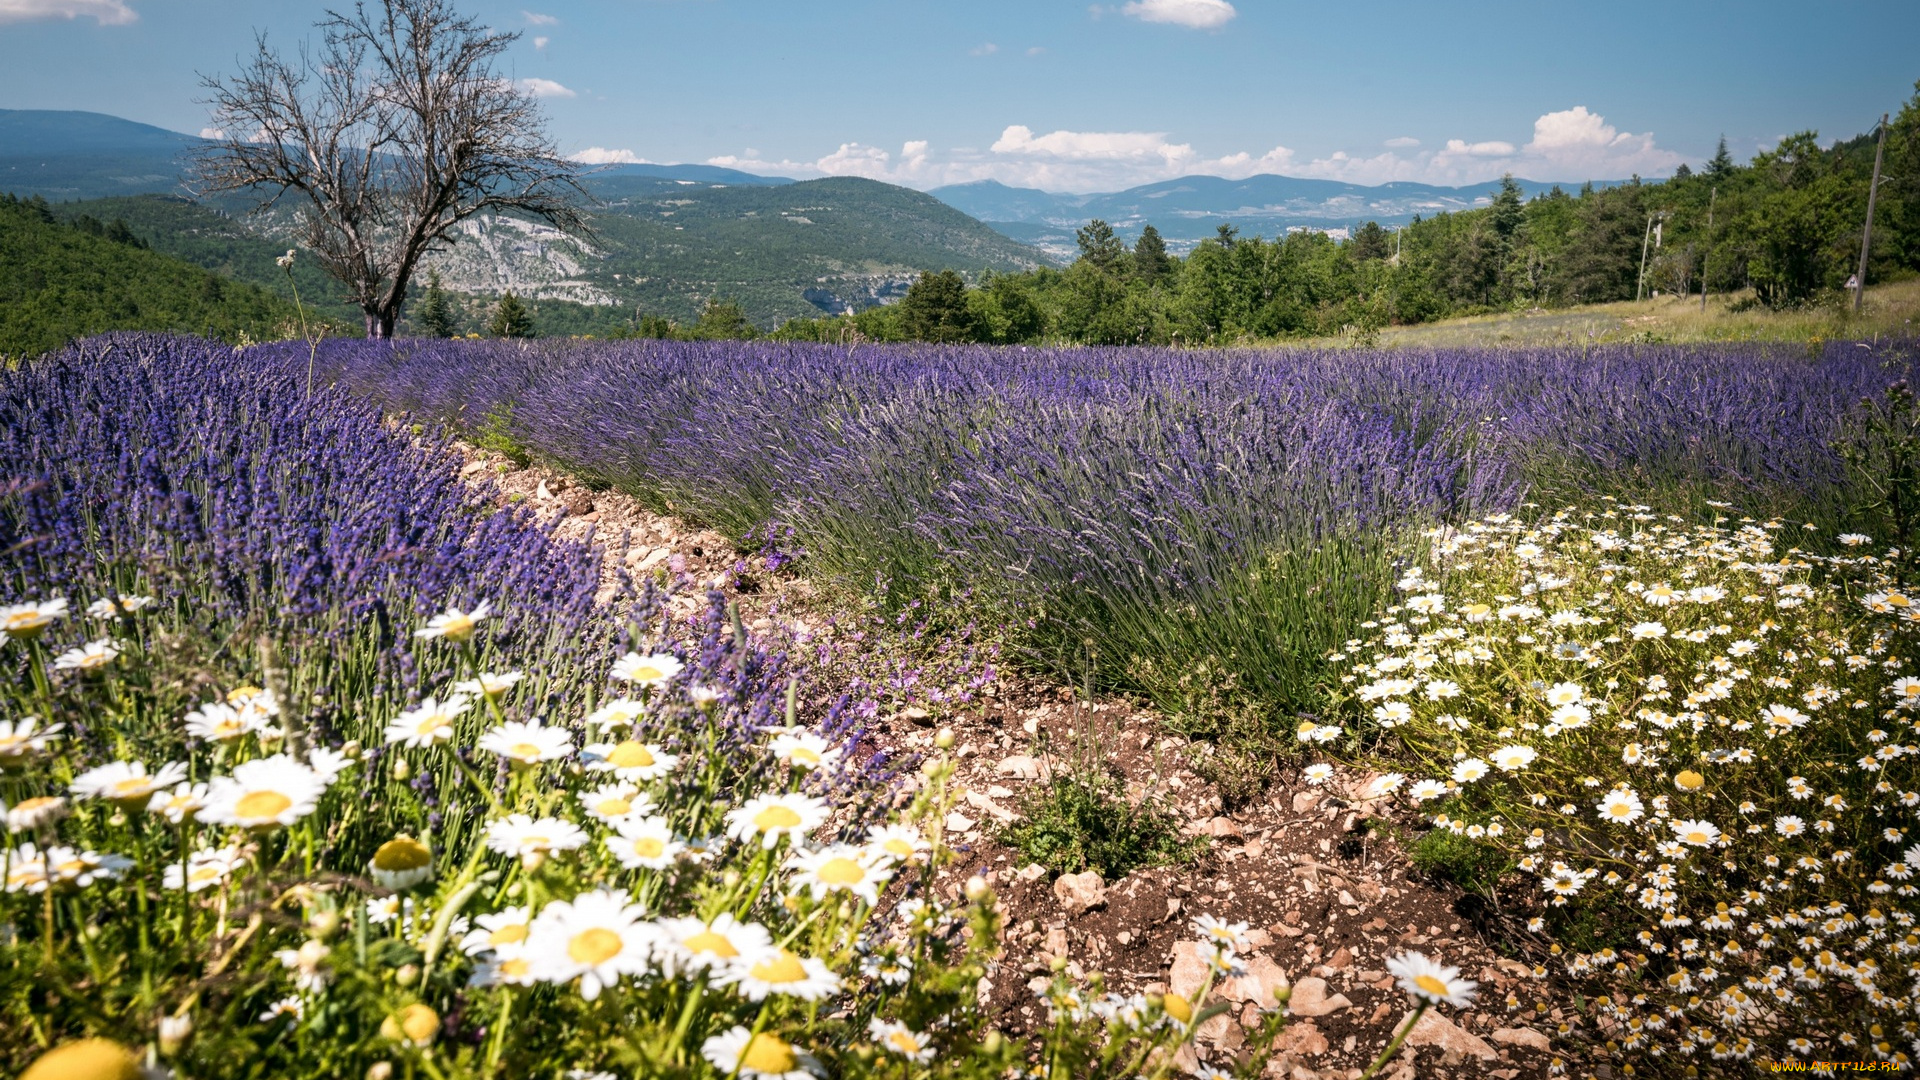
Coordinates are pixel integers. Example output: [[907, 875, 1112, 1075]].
[[533, 35, 549, 50], [1383, 136, 1420, 149], [1120, 0, 1236, 29], [1443, 138, 1517, 157], [523, 10, 556, 25], [570, 147, 649, 165], [199, 126, 225, 140], [0, 0, 136, 24], [1520, 105, 1682, 177], [970, 42, 998, 56], [518, 78, 575, 99]]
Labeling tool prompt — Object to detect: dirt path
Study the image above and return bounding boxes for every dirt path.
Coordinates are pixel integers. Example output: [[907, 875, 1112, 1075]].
[[464, 449, 1570, 1079]]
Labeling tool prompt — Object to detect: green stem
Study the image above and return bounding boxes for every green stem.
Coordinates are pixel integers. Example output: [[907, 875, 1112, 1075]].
[[1360, 1001, 1428, 1080]]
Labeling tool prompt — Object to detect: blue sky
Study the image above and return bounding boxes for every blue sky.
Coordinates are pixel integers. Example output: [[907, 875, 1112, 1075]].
[[2, 0, 1915, 192]]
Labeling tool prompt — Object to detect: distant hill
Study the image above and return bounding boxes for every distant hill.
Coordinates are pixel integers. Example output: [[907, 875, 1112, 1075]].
[[1, 109, 1050, 327], [0, 193, 310, 356], [931, 174, 1626, 258]]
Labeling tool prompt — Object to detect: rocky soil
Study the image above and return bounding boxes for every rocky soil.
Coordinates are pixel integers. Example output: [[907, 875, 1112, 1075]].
[[462, 448, 1573, 1079]]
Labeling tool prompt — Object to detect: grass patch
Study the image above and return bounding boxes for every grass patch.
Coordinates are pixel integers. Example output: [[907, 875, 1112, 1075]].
[[1407, 827, 1512, 896], [1000, 767, 1203, 880]]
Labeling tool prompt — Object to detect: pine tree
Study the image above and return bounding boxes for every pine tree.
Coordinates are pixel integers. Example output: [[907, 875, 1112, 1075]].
[[1707, 136, 1735, 178], [488, 290, 534, 338], [1075, 219, 1126, 274], [416, 269, 459, 338], [898, 270, 979, 343], [1132, 224, 1173, 283]]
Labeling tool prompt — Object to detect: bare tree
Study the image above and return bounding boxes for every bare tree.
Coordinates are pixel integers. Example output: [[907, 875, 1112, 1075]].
[[194, 0, 589, 339]]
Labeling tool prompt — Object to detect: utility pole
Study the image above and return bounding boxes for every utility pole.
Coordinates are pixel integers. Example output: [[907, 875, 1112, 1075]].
[[1854, 113, 1889, 314], [1700, 186, 1716, 313], [1636, 211, 1664, 303]]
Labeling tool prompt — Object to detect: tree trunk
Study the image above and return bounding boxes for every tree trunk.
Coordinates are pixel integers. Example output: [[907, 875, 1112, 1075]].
[[363, 309, 397, 339]]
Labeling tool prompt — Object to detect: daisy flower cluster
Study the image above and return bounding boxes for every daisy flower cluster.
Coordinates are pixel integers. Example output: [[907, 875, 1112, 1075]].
[[1313, 501, 1920, 1066]]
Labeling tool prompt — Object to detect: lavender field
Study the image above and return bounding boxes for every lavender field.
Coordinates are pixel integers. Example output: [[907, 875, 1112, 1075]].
[[296, 335, 1920, 750]]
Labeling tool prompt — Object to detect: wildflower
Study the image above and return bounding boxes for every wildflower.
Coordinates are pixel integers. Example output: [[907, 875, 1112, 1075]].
[[1387, 951, 1478, 1007], [525, 888, 657, 1000], [1408, 779, 1449, 802], [85, 595, 155, 619], [164, 846, 245, 892], [384, 695, 472, 747], [0, 597, 67, 639], [1597, 789, 1645, 824], [199, 756, 326, 830], [276, 249, 296, 269], [770, 730, 841, 771], [1193, 914, 1253, 953], [146, 782, 209, 823], [1776, 815, 1807, 838], [1492, 745, 1538, 772], [1545, 681, 1585, 706], [864, 823, 930, 865], [415, 601, 491, 642], [17, 1040, 144, 1080], [52, 639, 120, 671], [461, 907, 533, 957], [701, 1027, 823, 1080], [578, 783, 653, 824], [1674, 769, 1706, 792], [610, 651, 682, 686], [184, 701, 272, 743], [6, 795, 66, 832], [606, 815, 684, 870], [381, 1004, 440, 1048], [0, 717, 62, 768], [654, 914, 773, 977], [453, 671, 523, 699], [586, 697, 646, 730], [869, 1019, 936, 1063], [485, 814, 588, 864], [259, 996, 304, 1023], [581, 738, 678, 781], [722, 947, 842, 1001], [275, 939, 331, 992], [1630, 621, 1668, 640], [787, 844, 889, 904], [1302, 763, 1335, 785], [477, 720, 572, 766], [71, 759, 188, 806], [726, 793, 828, 849], [1673, 819, 1723, 847], [370, 836, 434, 890], [1451, 758, 1490, 784]]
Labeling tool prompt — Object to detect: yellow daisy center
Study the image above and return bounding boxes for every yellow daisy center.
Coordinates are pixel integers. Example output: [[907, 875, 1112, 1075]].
[[442, 614, 475, 638], [235, 790, 293, 820], [1675, 770, 1705, 791], [499, 957, 531, 977], [1163, 991, 1193, 1023], [816, 857, 866, 885], [567, 927, 625, 966], [16, 796, 58, 812], [883, 838, 914, 857], [4, 612, 37, 630], [607, 742, 656, 768], [509, 742, 543, 760], [111, 777, 152, 795], [739, 1033, 797, 1074], [749, 950, 809, 984], [630, 836, 666, 858], [683, 930, 738, 957], [1686, 830, 1711, 844], [791, 747, 822, 765], [488, 924, 527, 946], [886, 1031, 923, 1054], [189, 866, 222, 883], [753, 805, 803, 831], [629, 665, 666, 682], [1888, 594, 1911, 608], [595, 797, 633, 817], [373, 838, 431, 871], [227, 686, 264, 702], [417, 716, 447, 735], [1415, 973, 1451, 998]]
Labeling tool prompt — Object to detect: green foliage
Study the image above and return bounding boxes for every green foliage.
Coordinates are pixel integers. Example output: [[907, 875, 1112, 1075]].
[[472, 400, 531, 467], [1835, 379, 1920, 581], [898, 270, 978, 343], [692, 299, 757, 340], [999, 717, 1203, 879], [1407, 825, 1512, 896], [0, 191, 310, 356], [487, 291, 534, 338], [414, 269, 459, 338]]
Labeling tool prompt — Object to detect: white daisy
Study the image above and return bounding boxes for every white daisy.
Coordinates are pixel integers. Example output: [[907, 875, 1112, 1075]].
[[460, 906, 533, 957], [610, 652, 683, 687], [71, 759, 188, 805], [721, 947, 842, 1001], [86, 595, 155, 619], [1192, 914, 1253, 953], [1408, 779, 1450, 803], [868, 1019, 936, 1063], [578, 783, 654, 825], [653, 914, 774, 977], [184, 702, 268, 743], [725, 793, 828, 849], [258, 996, 304, 1024], [468, 953, 539, 987], [524, 888, 657, 1000], [1630, 621, 1668, 641], [786, 844, 890, 905], [1450, 758, 1490, 784], [370, 836, 434, 890], [477, 720, 573, 766], [0, 597, 68, 639], [44, 845, 133, 888], [1387, 951, 1478, 1007], [453, 671, 524, 699], [580, 738, 679, 781], [307, 746, 355, 785], [52, 638, 120, 671], [586, 697, 646, 731], [6, 795, 66, 832], [1597, 789, 1644, 824], [864, 823, 930, 865], [198, 755, 327, 830], [1491, 745, 1538, 772], [1672, 819, 1723, 847], [384, 695, 472, 748], [414, 600, 492, 642], [163, 846, 247, 892], [606, 815, 684, 870], [700, 1027, 823, 1080], [146, 782, 210, 823], [484, 814, 588, 862], [1302, 763, 1335, 785], [1775, 815, 1807, 838], [1544, 681, 1585, 706], [0, 717, 62, 767], [770, 731, 841, 772]]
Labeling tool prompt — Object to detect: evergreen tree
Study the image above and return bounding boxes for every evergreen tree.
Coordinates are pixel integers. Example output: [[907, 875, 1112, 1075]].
[[1075, 219, 1127, 274], [899, 269, 979, 343], [416, 269, 459, 338], [1349, 221, 1392, 262], [1132, 224, 1173, 283], [488, 291, 534, 338], [1707, 136, 1735, 178], [694, 299, 756, 339]]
